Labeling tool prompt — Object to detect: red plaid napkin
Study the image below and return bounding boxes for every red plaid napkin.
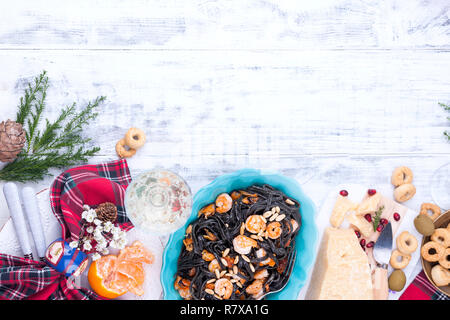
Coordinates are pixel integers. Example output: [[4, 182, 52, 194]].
[[50, 158, 133, 241], [400, 270, 449, 300], [0, 159, 132, 300]]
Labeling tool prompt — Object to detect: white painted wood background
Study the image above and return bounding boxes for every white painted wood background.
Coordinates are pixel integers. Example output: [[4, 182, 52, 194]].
[[0, 0, 449, 298]]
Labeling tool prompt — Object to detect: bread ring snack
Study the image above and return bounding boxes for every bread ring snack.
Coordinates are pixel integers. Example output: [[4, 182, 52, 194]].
[[430, 264, 450, 287], [390, 249, 411, 269], [393, 183, 416, 203], [431, 228, 450, 248], [420, 203, 441, 221], [124, 128, 146, 150], [421, 241, 445, 262], [115, 138, 136, 158], [396, 231, 418, 255], [391, 166, 413, 187], [439, 247, 450, 269]]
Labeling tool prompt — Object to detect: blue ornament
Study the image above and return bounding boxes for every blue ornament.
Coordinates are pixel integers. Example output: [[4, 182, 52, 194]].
[[45, 238, 88, 277]]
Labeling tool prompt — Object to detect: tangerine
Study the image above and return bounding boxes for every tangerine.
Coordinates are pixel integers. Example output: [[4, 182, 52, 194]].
[[88, 241, 153, 299]]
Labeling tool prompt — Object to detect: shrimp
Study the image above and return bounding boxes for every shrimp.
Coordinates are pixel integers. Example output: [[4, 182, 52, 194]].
[[202, 250, 215, 262], [290, 219, 299, 233], [174, 276, 192, 299], [208, 259, 221, 273], [215, 193, 233, 213], [199, 203, 216, 219], [245, 279, 264, 296], [214, 278, 233, 299], [245, 215, 266, 234], [254, 268, 269, 280], [178, 287, 192, 300], [256, 248, 275, 267], [266, 221, 282, 239], [233, 235, 258, 255]]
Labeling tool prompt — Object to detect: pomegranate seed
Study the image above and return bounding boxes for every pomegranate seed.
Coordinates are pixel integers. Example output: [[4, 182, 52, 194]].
[[393, 212, 401, 221], [368, 189, 377, 196], [364, 214, 372, 222], [376, 224, 384, 232], [380, 218, 388, 225], [339, 190, 348, 197], [360, 239, 366, 247], [354, 230, 361, 238], [366, 241, 375, 248]]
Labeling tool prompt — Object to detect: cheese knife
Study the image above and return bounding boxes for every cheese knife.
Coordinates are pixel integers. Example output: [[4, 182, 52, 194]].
[[372, 221, 393, 300]]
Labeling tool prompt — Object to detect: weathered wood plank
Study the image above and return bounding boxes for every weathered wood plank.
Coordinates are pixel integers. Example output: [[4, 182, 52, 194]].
[[0, 0, 448, 49], [0, 50, 449, 158]]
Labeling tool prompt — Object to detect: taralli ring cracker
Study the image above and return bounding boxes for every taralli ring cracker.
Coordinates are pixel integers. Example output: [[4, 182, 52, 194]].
[[393, 183, 416, 203], [396, 231, 418, 255], [431, 228, 450, 248], [115, 138, 137, 158], [391, 166, 414, 187], [124, 127, 146, 150], [390, 249, 411, 269], [420, 203, 442, 221], [439, 248, 450, 269], [421, 241, 445, 262]]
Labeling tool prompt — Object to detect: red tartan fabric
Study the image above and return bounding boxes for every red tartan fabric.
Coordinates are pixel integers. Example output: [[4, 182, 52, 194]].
[[400, 270, 449, 300], [0, 254, 102, 300], [50, 158, 133, 241], [0, 159, 132, 300]]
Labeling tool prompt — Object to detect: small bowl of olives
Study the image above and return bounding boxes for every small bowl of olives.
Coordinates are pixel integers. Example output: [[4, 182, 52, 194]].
[[420, 210, 450, 297]]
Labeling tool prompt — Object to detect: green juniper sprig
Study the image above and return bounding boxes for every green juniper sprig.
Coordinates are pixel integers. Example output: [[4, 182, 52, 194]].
[[372, 205, 385, 232], [0, 71, 105, 182], [439, 102, 450, 141]]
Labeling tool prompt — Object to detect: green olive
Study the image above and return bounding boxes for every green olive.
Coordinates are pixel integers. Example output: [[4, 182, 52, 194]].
[[388, 269, 406, 292], [414, 214, 435, 236]]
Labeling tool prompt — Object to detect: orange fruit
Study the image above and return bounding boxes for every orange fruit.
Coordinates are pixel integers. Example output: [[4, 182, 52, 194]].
[[88, 255, 127, 299], [88, 241, 153, 299]]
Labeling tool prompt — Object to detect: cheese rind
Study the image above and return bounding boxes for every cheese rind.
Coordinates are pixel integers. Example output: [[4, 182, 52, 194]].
[[305, 227, 374, 300]]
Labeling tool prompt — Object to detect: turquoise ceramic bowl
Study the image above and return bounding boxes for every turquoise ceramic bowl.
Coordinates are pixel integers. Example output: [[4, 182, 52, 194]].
[[160, 169, 318, 300]]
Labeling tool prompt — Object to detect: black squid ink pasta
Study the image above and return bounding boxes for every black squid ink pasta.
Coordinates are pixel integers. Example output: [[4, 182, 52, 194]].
[[174, 184, 301, 300]]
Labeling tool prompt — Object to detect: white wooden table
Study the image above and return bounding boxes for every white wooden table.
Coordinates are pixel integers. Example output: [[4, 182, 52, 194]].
[[0, 0, 449, 298]]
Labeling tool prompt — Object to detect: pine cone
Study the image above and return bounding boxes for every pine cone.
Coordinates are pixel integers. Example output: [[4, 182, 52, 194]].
[[95, 202, 118, 223], [0, 119, 26, 163]]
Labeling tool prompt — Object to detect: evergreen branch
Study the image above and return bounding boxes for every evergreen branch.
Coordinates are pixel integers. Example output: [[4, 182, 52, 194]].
[[440, 102, 450, 141], [372, 205, 385, 232], [0, 71, 105, 183], [16, 71, 48, 125]]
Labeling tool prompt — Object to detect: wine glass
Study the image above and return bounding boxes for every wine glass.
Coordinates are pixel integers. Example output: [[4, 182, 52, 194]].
[[430, 162, 450, 210]]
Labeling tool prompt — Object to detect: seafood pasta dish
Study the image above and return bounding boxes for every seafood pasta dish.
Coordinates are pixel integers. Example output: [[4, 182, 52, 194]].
[[174, 184, 301, 300]]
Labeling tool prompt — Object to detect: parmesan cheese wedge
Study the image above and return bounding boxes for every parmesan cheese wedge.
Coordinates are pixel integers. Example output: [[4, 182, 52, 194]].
[[346, 213, 374, 237], [305, 227, 374, 300], [329, 195, 357, 228], [356, 193, 381, 215]]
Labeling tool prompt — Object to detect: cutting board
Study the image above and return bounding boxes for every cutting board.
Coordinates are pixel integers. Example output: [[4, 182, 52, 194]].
[[297, 184, 423, 300]]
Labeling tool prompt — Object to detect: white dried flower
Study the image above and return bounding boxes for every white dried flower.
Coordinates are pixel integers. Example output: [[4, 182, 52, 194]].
[[100, 247, 109, 255], [103, 221, 113, 233], [83, 240, 92, 251], [93, 230, 105, 242], [84, 210, 96, 223], [69, 241, 79, 249], [86, 226, 94, 234], [92, 253, 101, 261], [93, 218, 102, 226], [83, 204, 91, 211]]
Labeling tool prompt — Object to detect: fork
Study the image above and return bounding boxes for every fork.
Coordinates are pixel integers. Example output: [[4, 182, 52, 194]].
[[258, 249, 297, 300]]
